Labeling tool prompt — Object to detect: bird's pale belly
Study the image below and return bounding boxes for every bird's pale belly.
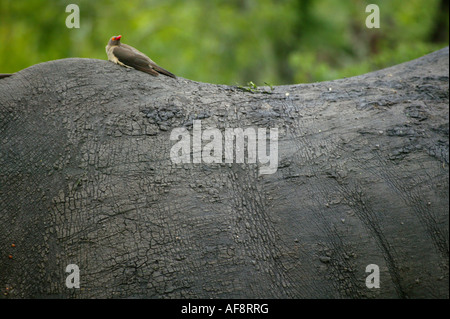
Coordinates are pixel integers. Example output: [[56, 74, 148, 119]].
[[106, 47, 132, 68]]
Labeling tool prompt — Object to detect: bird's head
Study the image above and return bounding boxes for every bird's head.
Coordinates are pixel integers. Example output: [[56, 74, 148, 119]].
[[108, 35, 122, 45]]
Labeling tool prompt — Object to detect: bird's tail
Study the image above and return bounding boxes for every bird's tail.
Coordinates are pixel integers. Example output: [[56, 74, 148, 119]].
[[152, 65, 177, 79]]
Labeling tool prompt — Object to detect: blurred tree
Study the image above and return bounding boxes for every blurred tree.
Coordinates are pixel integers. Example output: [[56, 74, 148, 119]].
[[0, 0, 448, 85], [430, 0, 449, 43]]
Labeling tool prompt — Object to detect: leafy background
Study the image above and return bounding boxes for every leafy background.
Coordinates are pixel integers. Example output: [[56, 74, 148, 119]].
[[0, 0, 448, 85]]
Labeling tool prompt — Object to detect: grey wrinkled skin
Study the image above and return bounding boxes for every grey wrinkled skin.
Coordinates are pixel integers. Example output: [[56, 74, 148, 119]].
[[0, 48, 448, 299]]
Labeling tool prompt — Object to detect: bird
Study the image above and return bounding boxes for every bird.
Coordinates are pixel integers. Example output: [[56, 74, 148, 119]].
[[0, 74, 12, 79], [106, 35, 176, 79]]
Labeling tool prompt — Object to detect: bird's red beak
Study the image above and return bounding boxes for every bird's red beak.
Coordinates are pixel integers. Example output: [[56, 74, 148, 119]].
[[116, 35, 122, 40]]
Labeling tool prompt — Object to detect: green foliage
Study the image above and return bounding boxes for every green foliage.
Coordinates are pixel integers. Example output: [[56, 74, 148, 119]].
[[237, 81, 274, 94], [0, 0, 448, 85]]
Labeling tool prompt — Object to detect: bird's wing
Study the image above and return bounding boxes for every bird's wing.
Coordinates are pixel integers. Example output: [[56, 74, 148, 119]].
[[120, 44, 177, 79], [112, 46, 159, 76]]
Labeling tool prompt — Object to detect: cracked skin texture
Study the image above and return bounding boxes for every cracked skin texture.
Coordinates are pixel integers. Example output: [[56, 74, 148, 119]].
[[0, 48, 448, 298]]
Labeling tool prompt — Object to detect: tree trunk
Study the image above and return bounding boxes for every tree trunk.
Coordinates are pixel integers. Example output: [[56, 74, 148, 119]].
[[0, 47, 448, 299]]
